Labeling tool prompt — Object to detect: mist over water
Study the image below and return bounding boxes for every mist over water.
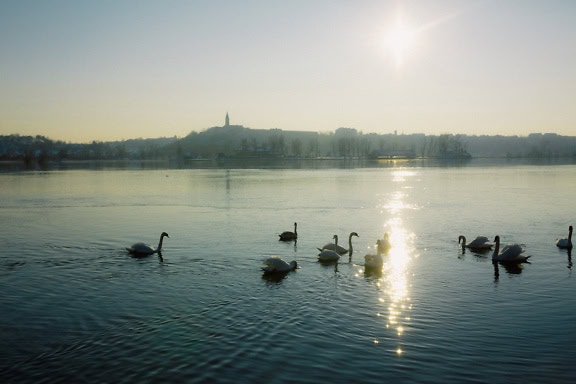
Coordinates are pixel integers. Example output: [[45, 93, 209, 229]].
[[1, 160, 575, 383]]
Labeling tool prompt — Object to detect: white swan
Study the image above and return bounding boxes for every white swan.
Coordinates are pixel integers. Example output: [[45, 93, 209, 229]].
[[279, 222, 298, 241], [318, 248, 341, 262], [458, 235, 493, 251], [318, 235, 342, 253], [556, 225, 573, 249], [262, 256, 298, 273], [378, 233, 391, 254], [365, 238, 388, 269], [492, 235, 530, 263], [126, 232, 169, 256], [318, 232, 359, 255]]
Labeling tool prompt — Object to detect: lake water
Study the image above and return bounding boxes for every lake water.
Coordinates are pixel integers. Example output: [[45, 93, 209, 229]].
[[1, 160, 575, 383]]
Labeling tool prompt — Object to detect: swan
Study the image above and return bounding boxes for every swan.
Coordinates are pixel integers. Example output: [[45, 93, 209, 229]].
[[279, 222, 298, 241], [365, 238, 388, 269], [364, 253, 384, 269], [318, 232, 359, 255], [556, 225, 573, 249], [458, 235, 493, 251], [378, 233, 391, 253], [262, 256, 298, 273], [364, 242, 384, 269], [126, 232, 169, 256], [492, 235, 530, 263], [318, 235, 342, 253], [318, 248, 341, 262]]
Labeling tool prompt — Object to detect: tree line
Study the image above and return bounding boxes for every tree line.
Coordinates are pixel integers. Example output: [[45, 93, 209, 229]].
[[1, 127, 575, 165]]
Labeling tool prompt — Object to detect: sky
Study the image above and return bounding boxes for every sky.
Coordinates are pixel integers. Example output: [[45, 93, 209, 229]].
[[1, 0, 575, 142]]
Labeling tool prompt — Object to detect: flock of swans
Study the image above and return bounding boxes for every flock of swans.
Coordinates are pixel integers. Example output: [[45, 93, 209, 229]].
[[126, 224, 573, 274]]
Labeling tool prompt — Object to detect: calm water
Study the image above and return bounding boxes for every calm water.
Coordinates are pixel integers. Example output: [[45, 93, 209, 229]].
[[1, 161, 575, 383]]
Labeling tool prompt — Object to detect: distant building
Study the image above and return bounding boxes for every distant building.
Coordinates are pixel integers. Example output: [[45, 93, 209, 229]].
[[225, 112, 230, 127]]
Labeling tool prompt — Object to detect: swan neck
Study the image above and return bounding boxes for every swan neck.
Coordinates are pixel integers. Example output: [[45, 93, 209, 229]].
[[492, 239, 500, 259], [157, 235, 165, 251], [348, 235, 354, 255]]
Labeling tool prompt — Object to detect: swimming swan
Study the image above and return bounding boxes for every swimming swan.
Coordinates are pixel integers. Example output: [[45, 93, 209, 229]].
[[458, 235, 493, 251], [364, 242, 385, 269], [556, 225, 573, 249], [318, 232, 359, 255], [378, 233, 391, 253], [492, 235, 530, 263], [318, 248, 342, 262], [279, 222, 298, 241], [318, 235, 341, 253], [126, 232, 169, 256], [262, 256, 298, 273]]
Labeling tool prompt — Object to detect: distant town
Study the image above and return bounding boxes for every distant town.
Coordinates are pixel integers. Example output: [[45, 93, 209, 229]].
[[1, 114, 575, 166]]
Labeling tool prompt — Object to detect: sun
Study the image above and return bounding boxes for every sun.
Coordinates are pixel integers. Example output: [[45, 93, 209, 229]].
[[385, 14, 416, 68], [380, 8, 461, 69]]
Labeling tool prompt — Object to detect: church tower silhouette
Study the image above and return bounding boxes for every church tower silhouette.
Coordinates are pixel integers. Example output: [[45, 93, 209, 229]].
[[225, 112, 230, 127]]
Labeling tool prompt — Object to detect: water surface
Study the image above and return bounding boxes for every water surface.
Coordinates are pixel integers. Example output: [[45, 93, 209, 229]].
[[1, 162, 575, 383]]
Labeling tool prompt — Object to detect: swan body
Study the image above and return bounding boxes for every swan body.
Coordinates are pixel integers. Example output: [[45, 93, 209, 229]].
[[492, 235, 530, 263], [262, 256, 297, 273], [459, 235, 493, 251], [364, 252, 383, 269], [318, 249, 341, 262], [556, 225, 573, 249], [127, 232, 169, 256], [279, 222, 298, 241], [318, 232, 359, 255]]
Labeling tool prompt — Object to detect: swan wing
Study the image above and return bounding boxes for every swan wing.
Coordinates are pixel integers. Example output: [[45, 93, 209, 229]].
[[556, 238, 571, 249], [318, 249, 340, 262], [128, 242, 154, 255], [498, 243, 527, 261], [279, 231, 296, 240], [263, 256, 291, 272], [467, 236, 492, 249]]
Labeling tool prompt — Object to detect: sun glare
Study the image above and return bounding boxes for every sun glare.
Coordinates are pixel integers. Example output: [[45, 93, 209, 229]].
[[385, 13, 416, 68], [380, 8, 460, 69], [387, 19, 415, 67]]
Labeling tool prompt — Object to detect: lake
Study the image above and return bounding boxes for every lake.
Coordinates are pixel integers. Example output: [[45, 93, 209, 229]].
[[1, 159, 575, 383]]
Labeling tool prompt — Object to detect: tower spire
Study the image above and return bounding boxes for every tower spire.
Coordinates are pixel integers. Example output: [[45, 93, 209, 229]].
[[225, 112, 230, 127]]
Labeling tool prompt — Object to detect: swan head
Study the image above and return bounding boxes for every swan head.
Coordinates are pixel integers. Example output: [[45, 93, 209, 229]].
[[494, 235, 500, 243], [458, 235, 465, 244], [161, 232, 170, 238], [350, 232, 359, 238]]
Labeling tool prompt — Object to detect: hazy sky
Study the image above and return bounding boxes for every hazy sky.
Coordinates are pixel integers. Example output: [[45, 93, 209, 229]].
[[1, 0, 575, 142]]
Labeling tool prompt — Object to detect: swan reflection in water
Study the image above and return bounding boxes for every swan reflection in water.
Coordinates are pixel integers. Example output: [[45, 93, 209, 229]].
[[493, 260, 527, 282]]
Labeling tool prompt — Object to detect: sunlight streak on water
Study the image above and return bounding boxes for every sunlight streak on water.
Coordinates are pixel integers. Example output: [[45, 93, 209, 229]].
[[369, 169, 419, 356], [380, 220, 414, 355]]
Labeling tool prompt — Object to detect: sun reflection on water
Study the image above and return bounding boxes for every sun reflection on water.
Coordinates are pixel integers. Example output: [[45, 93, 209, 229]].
[[368, 169, 418, 356]]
